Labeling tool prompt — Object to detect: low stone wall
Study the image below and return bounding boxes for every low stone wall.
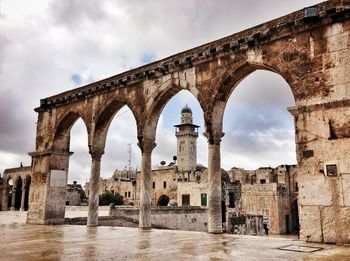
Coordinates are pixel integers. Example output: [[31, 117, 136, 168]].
[[65, 216, 139, 227], [229, 214, 264, 236], [65, 205, 110, 211], [110, 206, 208, 232]]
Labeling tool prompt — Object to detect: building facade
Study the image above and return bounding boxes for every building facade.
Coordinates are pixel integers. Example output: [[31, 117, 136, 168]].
[[227, 165, 298, 234]]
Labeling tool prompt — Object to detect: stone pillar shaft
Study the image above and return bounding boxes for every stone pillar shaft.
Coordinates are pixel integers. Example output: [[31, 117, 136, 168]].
[[87, 152, 102, 227], [20, 188, 26, 211], [208, 143, 222, 234], [138, 139, 155, 229], [139, 150, 152, 229]]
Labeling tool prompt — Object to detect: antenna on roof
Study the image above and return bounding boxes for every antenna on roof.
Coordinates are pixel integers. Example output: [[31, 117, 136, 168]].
[[127, 143, 132, 177]]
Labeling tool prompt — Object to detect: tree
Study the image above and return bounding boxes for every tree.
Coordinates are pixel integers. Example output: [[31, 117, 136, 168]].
[[99, 191, 123, 206]]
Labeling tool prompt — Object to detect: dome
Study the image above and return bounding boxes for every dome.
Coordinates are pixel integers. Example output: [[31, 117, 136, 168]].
[[181, 105, 192, 114]]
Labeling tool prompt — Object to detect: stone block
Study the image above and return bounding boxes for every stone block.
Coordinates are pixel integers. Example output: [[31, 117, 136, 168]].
[[341, 174, 350, 206], [299, 205, 322, 242], [321, 206, 336, 243], [299, 175, 332, 206]]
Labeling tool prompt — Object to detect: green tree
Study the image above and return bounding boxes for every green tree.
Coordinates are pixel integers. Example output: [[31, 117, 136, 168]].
[[99, 191, 123, 206]]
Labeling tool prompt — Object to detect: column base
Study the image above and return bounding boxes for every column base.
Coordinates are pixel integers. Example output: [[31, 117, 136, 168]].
[[86, 224, 99, 227], [139, 226, 152, 230], [208, 229, 223, 234]]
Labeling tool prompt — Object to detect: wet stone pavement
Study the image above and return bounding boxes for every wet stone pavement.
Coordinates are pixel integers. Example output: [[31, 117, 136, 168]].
[[0, 211, 349, 260]]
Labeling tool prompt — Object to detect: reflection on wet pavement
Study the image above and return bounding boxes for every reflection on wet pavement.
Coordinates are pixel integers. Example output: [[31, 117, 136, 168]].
[[0, 211, 349, 260]]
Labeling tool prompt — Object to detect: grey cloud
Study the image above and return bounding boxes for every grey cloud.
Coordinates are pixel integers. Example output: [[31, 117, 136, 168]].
[[50, 0, 107, 28], [0, 92, 35, 153]]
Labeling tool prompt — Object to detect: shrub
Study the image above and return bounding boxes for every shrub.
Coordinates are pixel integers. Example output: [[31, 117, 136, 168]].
[[99, 191, 123, 206]]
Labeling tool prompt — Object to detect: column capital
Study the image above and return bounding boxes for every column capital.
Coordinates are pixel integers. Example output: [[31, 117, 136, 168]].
[[203, 131, 225, 145], [89, 147, 104, 161], [137, 137, 156, 154]]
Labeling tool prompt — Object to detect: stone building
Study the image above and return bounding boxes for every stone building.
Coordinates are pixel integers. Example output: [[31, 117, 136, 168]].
[[66, 181, 87, 206], [0, 165, 85, 210], [0, 165, 31, 211], [227, 165, 299, 234]]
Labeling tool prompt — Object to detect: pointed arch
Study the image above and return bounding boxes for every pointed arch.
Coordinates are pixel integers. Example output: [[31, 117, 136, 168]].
[[208, 60, 297, 141], [53, 111, 89, 153], [93, 100, 139, 150], [216, 61, 296, 105], [142, 83, 205, 142]]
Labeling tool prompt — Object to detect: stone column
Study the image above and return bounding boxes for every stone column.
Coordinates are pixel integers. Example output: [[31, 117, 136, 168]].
[[20, 188, 26, 211], [138, 138, 156, 229], [87, 149, 104, 227], [10, 187, 16, 211], [208, 141, 223, 233]]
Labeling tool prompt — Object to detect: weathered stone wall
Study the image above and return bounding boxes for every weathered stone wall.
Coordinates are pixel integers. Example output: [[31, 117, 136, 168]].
[[110, 206, 208, 232], [241, 183, 288, 234], [291, 103, 350, 243]]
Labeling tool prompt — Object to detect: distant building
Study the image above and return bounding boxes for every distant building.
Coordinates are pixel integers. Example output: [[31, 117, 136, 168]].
[[0, 165, 85, 211], [227, 165, 299, 234]]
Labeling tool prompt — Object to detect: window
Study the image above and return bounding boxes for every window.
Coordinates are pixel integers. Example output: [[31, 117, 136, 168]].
[[179, 141, 185, 152], [228, 192, 235, 208], [163, 181, 166, 189], [128, 191, 131, 197], [260, 197, 266, 208], [152, 182, 155, 189], [182, 194, 190, 206], [295, 182, 298, 191], [260, 179, 266, 184], [326, 164, 337, 177], [251, 175, 257, 184], [125, 192, 127, 197], [201, 193, 207, 206]]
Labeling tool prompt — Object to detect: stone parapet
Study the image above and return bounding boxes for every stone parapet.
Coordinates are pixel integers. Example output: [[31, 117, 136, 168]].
[[110, 206, 208, 232]]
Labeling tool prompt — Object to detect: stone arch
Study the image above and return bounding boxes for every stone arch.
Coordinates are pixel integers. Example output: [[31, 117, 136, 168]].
[[53, 111, 90, 153], [209, 61, 296, 140], [157, 194, 169, 206], [142, 83, 205, 142], [92, 100, 139, 150]]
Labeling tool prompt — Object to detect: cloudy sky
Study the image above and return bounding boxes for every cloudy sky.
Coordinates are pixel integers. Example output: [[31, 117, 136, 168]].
[[0, 0, 323, 184]]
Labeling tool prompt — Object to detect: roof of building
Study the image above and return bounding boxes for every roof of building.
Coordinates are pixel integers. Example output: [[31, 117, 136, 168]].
[[181, 105, 192, 114], [3, 166, 31, 174]]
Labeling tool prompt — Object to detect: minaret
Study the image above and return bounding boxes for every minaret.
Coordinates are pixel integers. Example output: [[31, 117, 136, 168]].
[[174, 105, 199, 172]]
